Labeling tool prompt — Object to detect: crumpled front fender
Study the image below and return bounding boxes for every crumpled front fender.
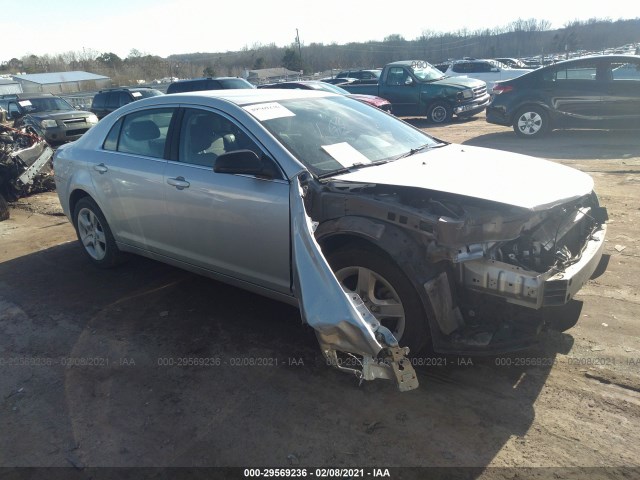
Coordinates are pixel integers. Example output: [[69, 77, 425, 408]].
[[290, 174, 418, 391]]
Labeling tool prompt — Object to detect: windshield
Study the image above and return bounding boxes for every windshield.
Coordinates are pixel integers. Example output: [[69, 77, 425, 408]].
[[19, 97, 74, 113], [245, 96, 441, 177], [410, 61, 446, 81]]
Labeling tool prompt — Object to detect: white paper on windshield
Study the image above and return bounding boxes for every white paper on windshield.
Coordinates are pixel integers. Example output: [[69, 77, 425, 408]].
[[18, 100, 32, 107], [321, 142, 371, 168], [131, 92, 142, 98], [244, 102, 296, 121]]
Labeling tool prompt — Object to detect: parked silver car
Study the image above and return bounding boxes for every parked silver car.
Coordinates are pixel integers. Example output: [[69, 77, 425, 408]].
[[54, 90, 607, 390]]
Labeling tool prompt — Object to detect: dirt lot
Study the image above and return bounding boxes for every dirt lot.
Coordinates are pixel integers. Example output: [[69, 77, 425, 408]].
[[1, 113, 639, 478]]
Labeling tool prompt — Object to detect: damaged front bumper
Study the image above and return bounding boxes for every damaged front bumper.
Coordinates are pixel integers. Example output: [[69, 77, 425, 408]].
[[460, 224, 607, 309], [290, 174, 418, 391]]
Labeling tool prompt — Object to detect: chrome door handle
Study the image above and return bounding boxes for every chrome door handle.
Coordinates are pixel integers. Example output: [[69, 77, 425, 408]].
[[93, 163, 108, 174], [167, 176, 190, 190]]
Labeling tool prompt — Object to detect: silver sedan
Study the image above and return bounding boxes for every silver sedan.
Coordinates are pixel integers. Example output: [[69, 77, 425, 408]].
[[54, 89, 607, 390]]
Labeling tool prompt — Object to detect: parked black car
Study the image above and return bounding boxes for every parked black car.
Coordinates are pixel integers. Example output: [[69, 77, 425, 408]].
[[166, 77, 254, 94], [90, 87, 163, 119], [487, 55, 640, 138], [4, 93, 98, 144]]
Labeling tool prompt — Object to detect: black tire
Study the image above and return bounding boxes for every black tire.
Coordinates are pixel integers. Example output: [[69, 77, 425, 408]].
[[326, 244, 429, 354], [513, 105, 549, 138], [426, 101, 452, 124], [0, 194, 9, 222], [72, 197, 123, 268]]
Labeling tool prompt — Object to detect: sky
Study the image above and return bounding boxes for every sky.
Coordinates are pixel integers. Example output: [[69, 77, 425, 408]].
[[3, 0, 638, 61]]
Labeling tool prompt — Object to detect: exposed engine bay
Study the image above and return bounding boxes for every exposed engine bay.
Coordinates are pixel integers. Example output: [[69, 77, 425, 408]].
[[306, 178, 607, 355]]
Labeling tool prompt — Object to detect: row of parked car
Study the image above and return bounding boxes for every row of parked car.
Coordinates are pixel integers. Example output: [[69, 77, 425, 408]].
[[328, 54, 640, 137], [2, 53, 638, 147]]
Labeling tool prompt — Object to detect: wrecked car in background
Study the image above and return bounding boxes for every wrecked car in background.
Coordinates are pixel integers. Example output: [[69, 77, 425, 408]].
[[5, 93, 98, 145], [0, 124, 54, 220], [52, 90, 608, 390]]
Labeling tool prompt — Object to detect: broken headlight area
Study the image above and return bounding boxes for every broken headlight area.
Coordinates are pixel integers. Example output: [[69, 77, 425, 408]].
[[487, 195, 607, 274], [0, 125, 55, 220]]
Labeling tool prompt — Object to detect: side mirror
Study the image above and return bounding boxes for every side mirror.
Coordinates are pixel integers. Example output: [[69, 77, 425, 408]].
[[404, 77, 414, 85], [214, 149, 274, 179], [491, 67, 500, 72]]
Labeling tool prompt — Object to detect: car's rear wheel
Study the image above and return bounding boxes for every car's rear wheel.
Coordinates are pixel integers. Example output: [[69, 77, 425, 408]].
[[327, 244, 429, 354], [73, 197, 123, 268], [513, 106, 549, 138], [427, 101, 452, 124]]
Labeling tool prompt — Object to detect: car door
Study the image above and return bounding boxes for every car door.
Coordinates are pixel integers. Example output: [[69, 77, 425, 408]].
[[162, 107, 291, 294], [605, 58, 640, 127], [89, 107, 176, 251], [541, 60, 603, 126], [383, 67, 420, 116]]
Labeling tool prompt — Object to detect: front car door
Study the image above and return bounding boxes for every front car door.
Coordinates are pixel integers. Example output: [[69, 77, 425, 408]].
[[383, 67, 419, 116], [162, 107, 291, 294]]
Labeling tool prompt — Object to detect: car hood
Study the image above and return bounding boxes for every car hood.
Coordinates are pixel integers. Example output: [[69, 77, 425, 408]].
[[330, 144, 594, 211], [28, 110, 91, 121], [429, 76, 485, 89]]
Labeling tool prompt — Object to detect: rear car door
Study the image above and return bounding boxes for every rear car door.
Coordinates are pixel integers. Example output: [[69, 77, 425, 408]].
[[605, 57, 640, 127], [89, 107, 176, 251], [162, 107, 291, 294]]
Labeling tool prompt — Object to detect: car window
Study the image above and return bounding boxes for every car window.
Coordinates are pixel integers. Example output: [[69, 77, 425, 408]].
[[115, 108, 175, 158], [546, 62, 598, 81], [611, 60, 640, 81], [91, 94, 105, 109], [118, 92, 131, 107], [105, 92, 119, 109], [178, 108, 261, 167], [452, 63, 471, 73], [103, 117, 123, 151], [386, 67, 407, 86]]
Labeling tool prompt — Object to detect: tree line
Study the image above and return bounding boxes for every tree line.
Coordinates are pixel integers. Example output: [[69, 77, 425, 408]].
[[1, 17, 638, 86]]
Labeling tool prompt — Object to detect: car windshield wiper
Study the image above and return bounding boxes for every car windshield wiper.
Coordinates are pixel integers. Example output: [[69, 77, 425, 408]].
[[393, 143, 438, 160], [316, 159, 391, 180]]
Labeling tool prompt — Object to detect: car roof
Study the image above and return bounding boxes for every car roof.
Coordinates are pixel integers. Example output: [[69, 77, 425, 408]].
[[14, 93, 56, 99], [541, 54, 640, 66]]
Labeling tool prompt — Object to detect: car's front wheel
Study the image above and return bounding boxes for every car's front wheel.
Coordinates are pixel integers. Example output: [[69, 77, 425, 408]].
[[513, 106, 549, 138], [327, 244, 429, 354], [73, 197, 123, 268], [426, 101, 452, 124]]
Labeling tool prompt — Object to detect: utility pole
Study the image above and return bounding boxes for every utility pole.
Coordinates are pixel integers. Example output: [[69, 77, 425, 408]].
[[295, 29, 302, 74]]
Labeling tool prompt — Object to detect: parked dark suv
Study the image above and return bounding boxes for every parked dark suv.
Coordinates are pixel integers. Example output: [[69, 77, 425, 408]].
[[90, 87, 163, 119], [5, 93, 98, 144], [166, 77, 254, 94], [487, 55, 640, 138]]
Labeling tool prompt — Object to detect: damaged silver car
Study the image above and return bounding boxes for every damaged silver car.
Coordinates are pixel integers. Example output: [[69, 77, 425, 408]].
[[53, 90, 607, 391]]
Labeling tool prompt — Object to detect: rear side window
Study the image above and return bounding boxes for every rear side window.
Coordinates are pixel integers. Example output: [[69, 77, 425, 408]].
[[167, 80, 206, 93], [118, 92, 132, 107], [106, 108, 175, 158], [91, 94, 105, 109], [611, 60, 640, 81]]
